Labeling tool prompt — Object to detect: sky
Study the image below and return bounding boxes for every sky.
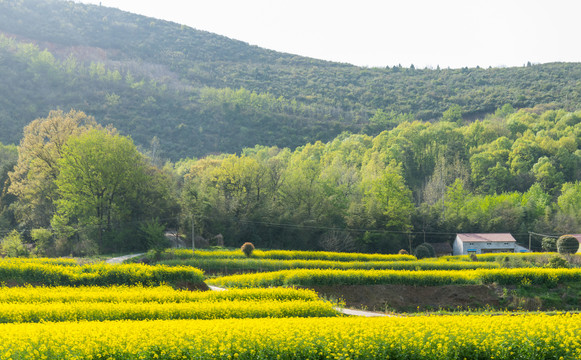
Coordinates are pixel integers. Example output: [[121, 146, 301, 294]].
[[76, 0, 581, 69]]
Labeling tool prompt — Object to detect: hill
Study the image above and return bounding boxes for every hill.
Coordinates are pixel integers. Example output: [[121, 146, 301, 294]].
[[0, 0, 580, 159]]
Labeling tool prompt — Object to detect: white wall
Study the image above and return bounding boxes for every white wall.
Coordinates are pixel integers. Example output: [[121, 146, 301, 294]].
[[453, 237, 516, 255]]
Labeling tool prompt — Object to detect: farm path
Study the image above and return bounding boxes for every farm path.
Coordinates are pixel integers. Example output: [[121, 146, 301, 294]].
[[208, 285, 388, 317], [106, 253, 145, 264]]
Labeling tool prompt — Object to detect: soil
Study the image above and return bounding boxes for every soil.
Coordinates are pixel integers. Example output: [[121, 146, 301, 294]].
[[176, 281, 210, 291], [306, 284, 502, 312]]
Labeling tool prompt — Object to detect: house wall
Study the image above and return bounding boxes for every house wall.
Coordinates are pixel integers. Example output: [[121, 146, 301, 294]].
[[452, 237, 463, 255], [453, 236, 516, 255]]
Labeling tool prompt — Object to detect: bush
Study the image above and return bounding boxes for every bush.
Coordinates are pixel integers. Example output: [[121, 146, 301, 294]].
[[140, 218, 169, 253], [557, 235, 579, 254], [413, 244, 431, 259], [1, 230, 28, 257], [398, 249, 409, 255], [241, 242, 255, 257], [469, 253, 478, 262], [423, 243, 436, 257], [541, 237, 557, 252], [545, 255, 569, 269]]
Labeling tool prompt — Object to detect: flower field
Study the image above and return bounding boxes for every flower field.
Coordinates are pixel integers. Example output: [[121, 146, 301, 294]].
[[0, 314, 577, 359], [0, 261, 204, 286], [0, 298, 338, 322], [0, 286, 337, 322], [155, 248, 416, 262], [0, 285, 321, 303], [208, 267, 581, 287], [0, 253, 578, 358], [160, 256, 500, 273]]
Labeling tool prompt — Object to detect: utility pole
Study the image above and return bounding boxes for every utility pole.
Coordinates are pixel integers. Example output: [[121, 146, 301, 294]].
[[192, 215, 195, 253], [528, 233, 532, 251], [175, 217, 179, 246]]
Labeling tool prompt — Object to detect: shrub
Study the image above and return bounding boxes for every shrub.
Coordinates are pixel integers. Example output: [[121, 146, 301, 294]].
[[545, 255, 569, 269], [398, 249, 409, 255], [423, 243, 436, 257], [140, 218, 169, 261], [557, 235, 579, 255], [1, 230, 28, 257], [241, 242, 255, 257], [469, 253, 478, 262], [413, 245, 431, 259], [541, 237, 557, 252]]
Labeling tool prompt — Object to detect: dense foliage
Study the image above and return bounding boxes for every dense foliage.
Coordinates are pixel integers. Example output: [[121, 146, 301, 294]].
[[176, 107, 581, 252], [3, 107, 581, 253], [1, 0, 581, 160]]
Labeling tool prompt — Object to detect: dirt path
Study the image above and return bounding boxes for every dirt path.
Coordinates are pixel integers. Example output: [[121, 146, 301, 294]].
[[208, 285, 387, 317], [105, 253, 145, 264], [338, 308, 388, 317]]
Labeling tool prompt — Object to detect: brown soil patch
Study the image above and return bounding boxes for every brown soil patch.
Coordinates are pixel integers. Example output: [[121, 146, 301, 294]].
[[175, 281, 210, 291], [308, 284, 501, 312]]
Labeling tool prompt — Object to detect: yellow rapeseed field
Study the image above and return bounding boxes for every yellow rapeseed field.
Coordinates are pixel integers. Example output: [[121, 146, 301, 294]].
[[0, 314, 576, 359], [208, 267, 581, 287], [0, 286, 336, 322]]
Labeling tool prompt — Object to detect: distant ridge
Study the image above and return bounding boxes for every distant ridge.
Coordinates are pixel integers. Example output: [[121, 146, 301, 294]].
[[0, 0, 580, 159]]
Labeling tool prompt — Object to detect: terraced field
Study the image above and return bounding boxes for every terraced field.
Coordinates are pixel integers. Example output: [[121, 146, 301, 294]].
[[0, 251, 578, 359]]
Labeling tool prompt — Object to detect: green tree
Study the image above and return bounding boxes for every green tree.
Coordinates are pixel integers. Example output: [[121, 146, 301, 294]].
[[52, 129, 149, 252], [362, 160, 413, 232], [1, 230, 28, 257], [8, 110, 96, 228], [541, 237, 557, 252], [533, 157, 564, 194], [140, 218, 169, 253], [30, 228, 54, 256], [442, 104, 463, 123], [557, 235, 579, 254]]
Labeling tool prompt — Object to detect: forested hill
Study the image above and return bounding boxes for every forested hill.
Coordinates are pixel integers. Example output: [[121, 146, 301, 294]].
[[1, 0, 581, 159]]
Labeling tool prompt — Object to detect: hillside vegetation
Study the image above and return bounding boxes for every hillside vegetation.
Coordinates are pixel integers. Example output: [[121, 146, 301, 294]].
[[0, 0, 581, 159], [2, 106, 581, 254]]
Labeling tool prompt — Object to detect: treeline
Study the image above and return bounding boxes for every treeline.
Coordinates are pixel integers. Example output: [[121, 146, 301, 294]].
[[1, 0, 581, 160], [3, 107, 581, 255], [175, 105, 581, 252]]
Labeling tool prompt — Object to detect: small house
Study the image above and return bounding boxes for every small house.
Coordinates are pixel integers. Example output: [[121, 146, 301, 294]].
[[427, 242, 453, 257], [453, 233, 518, 255]]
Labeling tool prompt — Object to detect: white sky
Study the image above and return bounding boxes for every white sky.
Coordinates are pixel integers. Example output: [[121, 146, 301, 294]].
[[76, 0, 581, 69]]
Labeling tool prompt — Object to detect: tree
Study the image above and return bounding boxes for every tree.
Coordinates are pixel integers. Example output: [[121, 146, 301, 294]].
[[557, 235, 579, 254], [541, 237, 557, 252], [554, 181, 581, 233], [414, 244, 432, 259], [362, 160, 413, 232], [140, 218, 169, 253], [533, 157, 564, 194], [442, 104, 463, 123], [8, 110, 96, 228], [53, 129, 149, 252], [1, 230, 28, 257]]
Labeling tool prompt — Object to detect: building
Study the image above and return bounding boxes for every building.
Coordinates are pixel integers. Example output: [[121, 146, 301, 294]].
[[452, 233, 518, 255], [427, 242, 453, 257]]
